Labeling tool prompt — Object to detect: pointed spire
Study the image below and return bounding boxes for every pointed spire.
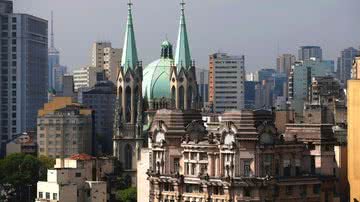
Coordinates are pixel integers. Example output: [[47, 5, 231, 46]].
[[175, 0, 192, 69], [50, 11, 55, 48], [121, 0, 139, 71]]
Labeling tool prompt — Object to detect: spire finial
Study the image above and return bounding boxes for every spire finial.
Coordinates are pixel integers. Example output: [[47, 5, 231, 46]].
[[180, 0, 185, 11], [50, 11, 54, 48], [128, 0, 133, 10]]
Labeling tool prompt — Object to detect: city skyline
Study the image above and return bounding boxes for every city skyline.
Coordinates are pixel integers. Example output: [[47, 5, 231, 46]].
[[15, 0, 360, 72]]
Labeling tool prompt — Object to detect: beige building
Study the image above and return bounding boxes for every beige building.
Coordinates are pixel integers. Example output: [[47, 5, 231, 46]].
[[91, 42, 122, 84], [348, 56, 360, 201], [73, 66, 105, 91], [37, 97, 93, 158]]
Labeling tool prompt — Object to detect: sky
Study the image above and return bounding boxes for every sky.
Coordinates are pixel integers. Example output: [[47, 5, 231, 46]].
[[14, 0, 360, 72]]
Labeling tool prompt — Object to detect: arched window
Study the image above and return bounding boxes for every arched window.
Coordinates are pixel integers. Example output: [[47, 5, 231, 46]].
[[124, 144, 133, 170], [134, 86, 139, 121], [125, 86, 131, 123], [187, 86, 193, 109], [179, 86, 184, 110], [171, 86, 176, 108], [119, 87, 123, 107]]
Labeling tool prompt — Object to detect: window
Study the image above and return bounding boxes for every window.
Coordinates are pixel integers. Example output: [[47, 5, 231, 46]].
[[173, 158, 180, 173], [313, 184, 320, 194], [286, 186, 293, 196], [283, 159, 291, 176], [38, 192, 43, 198], [191, 163, 196, 175], [53, 193, 57, 200], [244, 160, 251, 177], [75, 172, 81, 177], [46, 192, 50, 199]]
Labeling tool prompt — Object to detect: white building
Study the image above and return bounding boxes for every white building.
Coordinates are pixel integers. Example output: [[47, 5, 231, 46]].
[[209, 53, 245, 113], [36, 154, 113, 202], [36, 168, 107, 202], [91, 42, 122, 84], [73, 66, 105, 91]]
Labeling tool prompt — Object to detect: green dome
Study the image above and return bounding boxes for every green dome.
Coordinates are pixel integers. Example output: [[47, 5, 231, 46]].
[[142, 58, 174, 100]]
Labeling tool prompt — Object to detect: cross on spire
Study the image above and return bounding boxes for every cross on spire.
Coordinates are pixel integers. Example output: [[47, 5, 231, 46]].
[[128, 0, 133, 9], [180, 0, 185, 10]]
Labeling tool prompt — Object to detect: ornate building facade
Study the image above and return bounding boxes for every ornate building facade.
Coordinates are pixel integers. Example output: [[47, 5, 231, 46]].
[[142, 109, 338, 202]]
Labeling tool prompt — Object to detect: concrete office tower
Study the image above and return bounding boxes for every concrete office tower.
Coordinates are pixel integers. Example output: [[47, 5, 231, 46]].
[[73, 66, 105, 91], [209, 53, 245, 113], [0, 0, 48, 156], [37, 97, 93, 158], [276, 54, 296, 76], [62, 75, 74, 97], [91, 42, 122, 84], [52, 65, 67, 93], [348, 56, 360, 201], [337, 47, 359, 87], [298, 46, 322, 61], [288, 58, 334, 119], [48, 11, 60, 91], [78, 81, 116, 155]]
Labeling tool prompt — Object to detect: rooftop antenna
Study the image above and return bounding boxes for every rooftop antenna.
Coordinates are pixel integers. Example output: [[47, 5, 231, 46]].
[[50, 11, 55, 48]]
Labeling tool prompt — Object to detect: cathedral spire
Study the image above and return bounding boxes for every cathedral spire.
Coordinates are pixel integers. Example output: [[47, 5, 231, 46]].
[[175, 0, 192, 69], [121, 0, 139, 71]]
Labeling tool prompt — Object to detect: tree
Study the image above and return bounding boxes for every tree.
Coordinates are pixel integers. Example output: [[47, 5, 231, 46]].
[[116, 187, 136, 202], [0, 153, 54, 202]]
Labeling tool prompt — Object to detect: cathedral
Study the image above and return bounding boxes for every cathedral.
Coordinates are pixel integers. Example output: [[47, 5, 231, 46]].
[[113, 0, 200, 185]]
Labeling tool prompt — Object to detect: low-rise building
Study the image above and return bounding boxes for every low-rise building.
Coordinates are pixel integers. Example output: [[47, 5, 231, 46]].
[[36, 154, 115, 202], [6, 131, 37, 156]]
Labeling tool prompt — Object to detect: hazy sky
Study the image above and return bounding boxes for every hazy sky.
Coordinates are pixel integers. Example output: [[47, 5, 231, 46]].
[[15, 0, 360, 72]]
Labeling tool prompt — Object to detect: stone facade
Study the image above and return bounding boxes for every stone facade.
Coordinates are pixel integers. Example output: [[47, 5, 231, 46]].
[[141, 109, 338, 202]]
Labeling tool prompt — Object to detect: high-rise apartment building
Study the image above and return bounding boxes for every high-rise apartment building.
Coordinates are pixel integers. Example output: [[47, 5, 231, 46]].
[[52, 65, 67, 93], [0, 0, 48, 156], [289, 58, 334, 118], [91, 42, 122, 84], [48, 12, 60, 91], [337, 47, 359, 87], [348, 55, 360, 201], [37, 97, 93, 158], [209, 53, 245, 113], [78, 81, 116, 155], [73, 66, 105, 91], [276, 54, 296, 76], [298, 46, 322, 61]]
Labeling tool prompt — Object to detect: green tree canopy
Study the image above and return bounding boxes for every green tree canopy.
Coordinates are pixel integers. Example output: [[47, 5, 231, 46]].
[[116, 187, 137, 202]]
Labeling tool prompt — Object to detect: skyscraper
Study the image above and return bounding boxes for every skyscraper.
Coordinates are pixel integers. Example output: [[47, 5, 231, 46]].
[[0, 0, 48, 156], [348, 55, 360, 201], [288, 59, 334, 118], [52, 64, 67, 93], [276, 53, 296, 76], [48, 11, 60, 90], [209, 53, 245, 113], [337, 47, 359, 87], [91, 42, 122, 84], [298, 46, 322, 61]]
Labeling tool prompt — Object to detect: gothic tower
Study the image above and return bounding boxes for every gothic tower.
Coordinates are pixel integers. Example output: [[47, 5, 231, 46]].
[[113, 0, 143, 186], [170, 0, 200, 110]]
